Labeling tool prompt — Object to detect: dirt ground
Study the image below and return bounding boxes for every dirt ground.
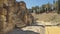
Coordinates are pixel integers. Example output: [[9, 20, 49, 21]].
[[7, 26, 45, 34]]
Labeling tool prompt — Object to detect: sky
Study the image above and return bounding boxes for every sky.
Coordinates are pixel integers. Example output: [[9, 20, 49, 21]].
[[16, 0, 54, 9]]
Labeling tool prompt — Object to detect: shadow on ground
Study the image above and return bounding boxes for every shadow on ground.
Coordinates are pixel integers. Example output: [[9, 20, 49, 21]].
[[7, 28, 40, 34]]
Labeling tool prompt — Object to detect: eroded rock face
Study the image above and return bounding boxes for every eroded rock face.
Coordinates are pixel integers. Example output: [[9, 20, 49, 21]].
[[0, 0, 16, 34], [14, 1, 28, 28], [0, 0, 5, 34], [3, 0, 16, 33], [15, 1, 34, 28], [0, 0, 34, 34]]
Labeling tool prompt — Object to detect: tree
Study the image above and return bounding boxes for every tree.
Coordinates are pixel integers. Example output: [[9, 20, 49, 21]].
[[35, 6, 39, 14], [38, 5, 46, 13], [53, 0, 58, 11], [32, 6, 39, 14], [45, 2, 51, 13], [57, 0, 60, 14], [41, 5, 46, 12]]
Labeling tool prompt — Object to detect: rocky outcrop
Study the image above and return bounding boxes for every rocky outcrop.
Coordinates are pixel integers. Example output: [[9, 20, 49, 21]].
[[0, 0, 34, 34], [14, 1, 34, 28], [0, 0, 5, 34], [0, 0, 16, 34]]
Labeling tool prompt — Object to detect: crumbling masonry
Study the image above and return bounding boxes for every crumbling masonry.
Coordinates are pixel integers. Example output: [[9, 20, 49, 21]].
[[0, 0, 34, 34]]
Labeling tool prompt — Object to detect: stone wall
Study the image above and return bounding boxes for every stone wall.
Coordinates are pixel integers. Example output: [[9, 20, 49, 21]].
[[0, 0, 34, 34], [0, 0, 16, 34], [14, 1, 34, 27], [0, 0, 4, 34]]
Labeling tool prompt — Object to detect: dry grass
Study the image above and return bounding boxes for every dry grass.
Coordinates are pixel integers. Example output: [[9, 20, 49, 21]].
[[32, 13, 60, 23]]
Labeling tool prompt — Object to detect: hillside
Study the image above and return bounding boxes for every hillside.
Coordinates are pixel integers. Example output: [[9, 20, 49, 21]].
[[32, 13, 60, 25]]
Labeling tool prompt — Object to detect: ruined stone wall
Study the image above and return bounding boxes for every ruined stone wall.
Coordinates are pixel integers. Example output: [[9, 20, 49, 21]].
[[0, 0, 16, 34], [15, 1, 34, 27], [3, 0, 16, 33], [0, 0, 34, 34], [0, 0, 5, 34], [14, 1, 28, 28]]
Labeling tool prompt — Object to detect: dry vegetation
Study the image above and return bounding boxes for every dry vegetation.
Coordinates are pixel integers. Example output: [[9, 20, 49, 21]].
[[32, 13, 60, 24]]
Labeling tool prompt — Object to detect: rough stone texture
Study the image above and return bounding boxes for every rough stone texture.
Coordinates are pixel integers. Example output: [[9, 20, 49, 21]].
[[14, 1, 34, 28], [0, 0, 3, 7], [3, 0, 16, 33], [0, 0, 34, 34], [0, 0, 16, 34], [0, 0, 4, 34]]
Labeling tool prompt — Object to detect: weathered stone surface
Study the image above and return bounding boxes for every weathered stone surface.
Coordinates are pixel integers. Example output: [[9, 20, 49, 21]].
[[15, 1, 27, 28], [4, 0, 8, 6], [0, 0, 34, 34], [0, 0, 4, 33], [15, 1, 34, 28], [3, 0, 16, 33], [0, 0, 3, 7], [0, 0, 16, 34]]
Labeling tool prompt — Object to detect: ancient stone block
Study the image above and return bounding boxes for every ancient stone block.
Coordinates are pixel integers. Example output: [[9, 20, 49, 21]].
[[0, 0, 16, 34], [15, 1, 34, 28], [0, 0, 3, 7], [8, 0, 16, 6], [0, 0, 34, 34]]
